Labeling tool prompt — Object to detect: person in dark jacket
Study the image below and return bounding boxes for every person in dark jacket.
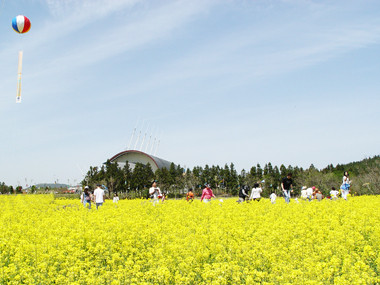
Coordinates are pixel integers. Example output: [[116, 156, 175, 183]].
[[237, 185, 249, 203]]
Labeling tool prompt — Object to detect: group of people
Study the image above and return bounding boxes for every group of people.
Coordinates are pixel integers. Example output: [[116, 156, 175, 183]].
[[83, 171, 352, 207], [149, 182, 216, 204], [237, 183, 264, 203], [207, 171, 351, 205], [80, 184, 109, 209], [299, 186, 340, 201], [282, 171, 352, 203]]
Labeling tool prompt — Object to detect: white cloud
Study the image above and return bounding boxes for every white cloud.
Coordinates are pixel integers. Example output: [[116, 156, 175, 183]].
[[2, 0, 380, 185], [26, 1, 216, 76]]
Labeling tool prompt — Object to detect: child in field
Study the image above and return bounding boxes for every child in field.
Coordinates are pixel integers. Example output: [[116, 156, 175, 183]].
[[113, 193, 119, 203], [161, 191, 166, 203], [312, 187, 318, 199], [186, 188, 194, 202], [315, 190, 323, 201], [270, 192, 277, 204], [330, 187, 339, 200]]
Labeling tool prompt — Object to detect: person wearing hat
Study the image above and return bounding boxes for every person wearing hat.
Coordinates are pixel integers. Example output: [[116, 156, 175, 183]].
[[94, 184, 105, 209], [312, 187, 318, 199], [200, 183, 215, 203], [81, 186, 92, 209]]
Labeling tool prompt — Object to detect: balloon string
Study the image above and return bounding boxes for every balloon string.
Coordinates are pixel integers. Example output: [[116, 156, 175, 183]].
[[0, 0, 5, 18]]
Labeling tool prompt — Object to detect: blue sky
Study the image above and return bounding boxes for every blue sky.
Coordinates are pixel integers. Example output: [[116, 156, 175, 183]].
[[1, 0, 380, 186]]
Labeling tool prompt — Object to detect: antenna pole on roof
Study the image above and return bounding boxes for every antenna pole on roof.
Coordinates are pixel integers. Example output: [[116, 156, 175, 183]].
[[145, 134, 152, 153], [134, 130, 141, 150], [127, 127, 136, 150], [140, 132, 147, 151], [151, 137, 156, 154], [140, 123, 149, 152], [135, 120, 146, 151], [154, 139, 160, 156], [146, 126, 157, 154]]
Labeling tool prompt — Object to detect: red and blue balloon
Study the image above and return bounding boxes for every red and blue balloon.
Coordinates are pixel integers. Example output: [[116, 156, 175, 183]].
[[12, 15, 31, 34]]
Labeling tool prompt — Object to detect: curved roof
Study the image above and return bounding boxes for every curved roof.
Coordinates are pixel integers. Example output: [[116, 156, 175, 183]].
[[109, 150, 174, 171]]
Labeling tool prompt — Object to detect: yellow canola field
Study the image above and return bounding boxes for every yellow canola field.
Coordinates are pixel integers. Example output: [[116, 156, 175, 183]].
[[0, 195, 379, 285]]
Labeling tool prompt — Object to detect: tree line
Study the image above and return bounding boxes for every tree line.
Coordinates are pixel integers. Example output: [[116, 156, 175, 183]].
[[0, 183, 23, 194], [82, 156, 380, 198], [1, 156, 378, 196]]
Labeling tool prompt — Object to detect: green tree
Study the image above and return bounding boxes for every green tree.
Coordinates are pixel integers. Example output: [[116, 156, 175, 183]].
[[280, 164, 287, 177], [256, 164, 263, 180], [131, 163, 154, 193]]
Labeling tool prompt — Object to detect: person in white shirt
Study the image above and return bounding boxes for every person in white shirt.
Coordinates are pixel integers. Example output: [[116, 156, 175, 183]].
[[149, 181, 162, 206], [250, 183, 262, 201], [270, 192, 277, 204], [330, 187, 339, 200], [306, 187, 313, 201], [113, 193, 119, 203], [300, 186, 308, 200], [94, 184, 105, 209]]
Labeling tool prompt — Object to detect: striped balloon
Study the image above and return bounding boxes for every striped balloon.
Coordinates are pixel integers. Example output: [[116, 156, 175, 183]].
[[12, 15, 31, 34]]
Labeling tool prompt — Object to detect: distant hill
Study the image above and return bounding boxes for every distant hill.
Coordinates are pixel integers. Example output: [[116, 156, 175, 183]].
[[322, 155, 380, 175], [322, 155, 380, 195], [34, 183, 69, 189]]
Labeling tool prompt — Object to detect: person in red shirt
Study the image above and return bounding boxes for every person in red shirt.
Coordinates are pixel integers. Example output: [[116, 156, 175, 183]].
[[200, 184, 215, 203]]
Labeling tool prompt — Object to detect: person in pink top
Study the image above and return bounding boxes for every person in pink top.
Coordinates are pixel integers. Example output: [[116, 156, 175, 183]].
[[200, 184, 215, 203]]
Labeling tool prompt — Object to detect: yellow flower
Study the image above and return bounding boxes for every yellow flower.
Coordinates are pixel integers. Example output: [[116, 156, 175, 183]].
[[0, 195, 378, 284]]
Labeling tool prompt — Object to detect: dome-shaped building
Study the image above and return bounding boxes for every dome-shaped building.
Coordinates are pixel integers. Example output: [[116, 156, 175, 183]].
[[109, 150, 174, 172]]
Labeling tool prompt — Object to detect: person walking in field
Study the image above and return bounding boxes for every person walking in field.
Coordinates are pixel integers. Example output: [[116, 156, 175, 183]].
[[281, 173, 293, 203], [200, 184, 215, 203], [340, 171, 351, 200], [237, 185, 249, 203], [249, 183, 262, 202], [113, 193, 119, 203], [94, 184, 105, 209], [149, 181, 162, 206], [186, 188, 194, 202], [81, 186, 92, 209]]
